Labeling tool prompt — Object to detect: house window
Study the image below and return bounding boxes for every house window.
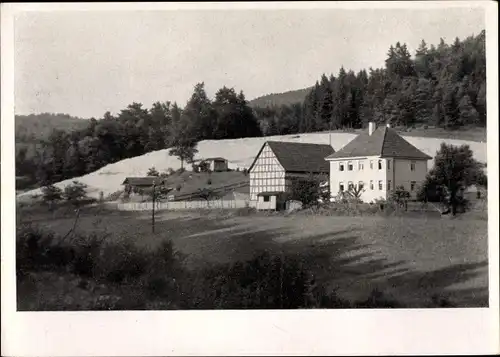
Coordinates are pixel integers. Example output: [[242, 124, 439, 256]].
[[358, 181, 364, 190], [348, 181, 354, 190], [370, 180, 374, 190], [378, 160, 383, 170], [387, 160, 391, 170], [348, 161, 353, 171], [370, 161, 373, 169], [339, 182, 344, 192], [358, 161, 364, 170], [410, 181, 416, 191], [410, 161, 416, 171], [339, 163, 344, 172], [378, 180, 383, 190], [263, 195, 270, 202], [388, 180, 392, 191]]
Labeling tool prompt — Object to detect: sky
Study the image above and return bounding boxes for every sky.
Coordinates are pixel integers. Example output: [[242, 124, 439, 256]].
[[14, 6, 485, 119]]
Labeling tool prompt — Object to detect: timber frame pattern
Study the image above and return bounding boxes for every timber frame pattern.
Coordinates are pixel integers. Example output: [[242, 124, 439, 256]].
[[249, 143, 286, 201]]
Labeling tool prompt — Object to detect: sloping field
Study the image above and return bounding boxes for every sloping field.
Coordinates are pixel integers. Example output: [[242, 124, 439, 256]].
[[17, 132, 487, 200], [21, 209, 488, 307]]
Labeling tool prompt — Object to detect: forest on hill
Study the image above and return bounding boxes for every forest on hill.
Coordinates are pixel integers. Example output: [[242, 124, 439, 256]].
[[249, 87, 312, 108], [16, 30, 486, 190], [16, 113, 89, 145], [254, 30, 486, 136]]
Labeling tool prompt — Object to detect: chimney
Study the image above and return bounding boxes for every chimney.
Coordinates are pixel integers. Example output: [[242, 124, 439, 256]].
[[368, 122, 376, 136]]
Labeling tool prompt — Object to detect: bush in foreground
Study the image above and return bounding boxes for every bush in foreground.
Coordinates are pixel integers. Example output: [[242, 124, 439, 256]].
[[17, 225, 456, 310]]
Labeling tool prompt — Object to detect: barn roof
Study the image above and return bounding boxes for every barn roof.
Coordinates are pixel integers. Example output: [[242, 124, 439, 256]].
[[325, 126, 432, 160], [249, 141, 334, 174], [122, 177, 165, 186]]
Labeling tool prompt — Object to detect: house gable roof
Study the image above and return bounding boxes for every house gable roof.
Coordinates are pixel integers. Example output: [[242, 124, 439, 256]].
[[122, 177, 165, 186], [249, 141, 334, 174], [325, 126, 432, 160]]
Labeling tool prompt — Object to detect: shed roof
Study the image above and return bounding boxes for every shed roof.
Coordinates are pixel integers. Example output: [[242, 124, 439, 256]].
[[122, 177, 165, 186], [249, 141, 334, 174], [325, 126, 432, 160], [194, 157, 227, 162]]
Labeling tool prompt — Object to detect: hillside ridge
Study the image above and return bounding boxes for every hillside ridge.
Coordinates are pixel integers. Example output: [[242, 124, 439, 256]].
[[249, 87, 312, 108]]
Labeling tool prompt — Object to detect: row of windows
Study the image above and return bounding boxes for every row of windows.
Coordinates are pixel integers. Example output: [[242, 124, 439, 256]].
[[339, 180, 417, 192], [337, 160, 416, 172]]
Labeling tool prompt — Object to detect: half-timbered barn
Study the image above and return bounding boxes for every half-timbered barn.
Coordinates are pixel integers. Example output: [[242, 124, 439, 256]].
[[248, 141, 334, 210]]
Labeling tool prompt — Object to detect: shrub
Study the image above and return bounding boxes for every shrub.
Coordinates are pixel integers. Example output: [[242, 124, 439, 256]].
[[198, 161, 210, 173], [353, 289, 402, 308], [41, 185, 63, 210], [71, 233, 107, 278], [289, 175, 322, 207], [166, 167, 175, 176], [107, 190, 123, 202], [389, 186, 410, 210], [147, 167, 160, 177], [16, 225, 71, 275], [96, 241, 149, 283], [63, 181, 89, 206], [19, 225, 462, 310], [176, 252, 316, 309]]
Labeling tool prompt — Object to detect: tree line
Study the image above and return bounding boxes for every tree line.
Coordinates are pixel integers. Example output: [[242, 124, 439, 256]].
[[16, 83, 262, 188], [256, 31, 486, 135], [16, 31, 486, 189]]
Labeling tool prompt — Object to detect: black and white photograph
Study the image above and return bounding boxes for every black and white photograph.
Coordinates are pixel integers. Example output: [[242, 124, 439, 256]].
[[1, 1, 498, 355]]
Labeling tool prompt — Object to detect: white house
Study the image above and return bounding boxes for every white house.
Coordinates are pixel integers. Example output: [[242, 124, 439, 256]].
[[248, 141, 334, 210], [325, 122, 432, 203]]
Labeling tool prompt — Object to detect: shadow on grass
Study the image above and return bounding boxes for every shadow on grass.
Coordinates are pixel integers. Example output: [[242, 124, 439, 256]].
[[16, 209, 489, 310], [178, 220, 489, 308], [379, 261, 489, 307]]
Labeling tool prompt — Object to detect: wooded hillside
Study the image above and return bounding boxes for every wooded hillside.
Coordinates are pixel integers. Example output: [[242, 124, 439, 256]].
[[255, 31, 486, 136], [249, 87, 312, 108], [15, 30, 486, 190]]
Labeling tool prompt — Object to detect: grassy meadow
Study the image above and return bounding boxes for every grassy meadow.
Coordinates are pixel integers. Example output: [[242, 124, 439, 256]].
[[16, 203, 488, 310]]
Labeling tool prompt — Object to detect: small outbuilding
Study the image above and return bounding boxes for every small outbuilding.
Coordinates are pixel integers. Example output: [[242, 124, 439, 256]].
[[199, 157, 229, 172]]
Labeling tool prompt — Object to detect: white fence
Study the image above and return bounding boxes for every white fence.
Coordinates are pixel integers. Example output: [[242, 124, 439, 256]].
[[115, 199, 250, 211]]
